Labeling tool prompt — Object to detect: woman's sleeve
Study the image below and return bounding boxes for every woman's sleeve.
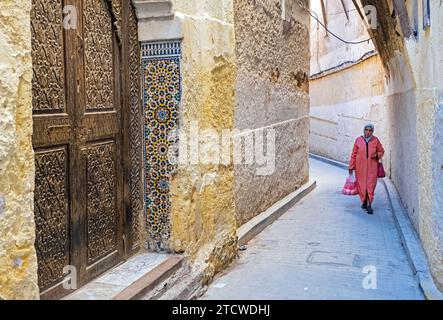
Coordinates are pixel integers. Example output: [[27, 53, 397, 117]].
[[377, 139, 385, 159], [349, 140, 358, 170]]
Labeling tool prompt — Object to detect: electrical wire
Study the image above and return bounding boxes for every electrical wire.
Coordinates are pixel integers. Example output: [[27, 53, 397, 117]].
[[317, 8, 358, 15], [298, 1, 373, 45]]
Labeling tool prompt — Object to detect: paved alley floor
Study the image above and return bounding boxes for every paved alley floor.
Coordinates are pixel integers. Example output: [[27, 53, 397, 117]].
[[201, 158, 424, 300]]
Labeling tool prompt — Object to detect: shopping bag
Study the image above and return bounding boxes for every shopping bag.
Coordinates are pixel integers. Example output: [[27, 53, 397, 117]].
[[342, 174, 358, 195], [377, 162, 386, 178]]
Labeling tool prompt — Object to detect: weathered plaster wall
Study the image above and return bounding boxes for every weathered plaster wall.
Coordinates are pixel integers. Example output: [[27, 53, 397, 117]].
[[167, 1, 238, 284], [0, 0, 39, 300], [386, 57, 443, 290], [385, 83, 419, 228], [233, 0, 310, 225], [379, 0, 443, 291], [409, 1, 443, 291], [309, 0, 391, 174], [433, 94, 443, 290], [310, 55, 391, 174], [172, 0, 234, 23]]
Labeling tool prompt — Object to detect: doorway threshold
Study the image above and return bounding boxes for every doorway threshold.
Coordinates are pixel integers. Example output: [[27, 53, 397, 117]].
[[64, 252, 182, 300]]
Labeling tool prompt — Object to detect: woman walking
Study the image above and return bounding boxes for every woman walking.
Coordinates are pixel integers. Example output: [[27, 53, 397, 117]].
[[349, 124, 385, 214]]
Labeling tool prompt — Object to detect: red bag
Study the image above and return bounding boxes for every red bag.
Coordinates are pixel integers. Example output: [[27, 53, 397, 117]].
[[377, 162, 386, 178], [342, 174, 358, 195]]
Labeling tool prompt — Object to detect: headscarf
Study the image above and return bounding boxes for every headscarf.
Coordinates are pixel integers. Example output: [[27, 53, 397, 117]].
[[363, 123, 374, 142]]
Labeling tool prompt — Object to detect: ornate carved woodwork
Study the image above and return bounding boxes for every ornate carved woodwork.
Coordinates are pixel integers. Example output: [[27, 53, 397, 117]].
[[84, 0, 114, 111], [128, 3, 142, 250], [106, 0, 123, 45], [34, 148, 69, 291], [86, 142, 117, 263], [31, 0, 65, 112], [31, 0, 142, 299]]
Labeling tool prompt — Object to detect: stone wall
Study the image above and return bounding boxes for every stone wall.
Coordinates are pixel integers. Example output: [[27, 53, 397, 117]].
[[169, 6, 238, 283], [0, 0, 39, 300], [234, 0, 310, 225]]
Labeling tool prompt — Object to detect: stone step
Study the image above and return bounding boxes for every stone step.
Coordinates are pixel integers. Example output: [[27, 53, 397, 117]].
[[64, 252, 181, 300], [113, 255, 184, 300]]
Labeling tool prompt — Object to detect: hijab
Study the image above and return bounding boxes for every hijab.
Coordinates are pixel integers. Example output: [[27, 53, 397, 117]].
[[363, 124, 374, 143]]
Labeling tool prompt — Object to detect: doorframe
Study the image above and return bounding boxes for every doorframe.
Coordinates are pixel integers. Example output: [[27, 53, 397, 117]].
[[121, 0, 144, 258]]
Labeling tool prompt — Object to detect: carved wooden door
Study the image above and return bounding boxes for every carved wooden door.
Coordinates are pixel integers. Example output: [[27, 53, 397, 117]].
[[31, 0, 141, 299], [74, 0, 124, 289]]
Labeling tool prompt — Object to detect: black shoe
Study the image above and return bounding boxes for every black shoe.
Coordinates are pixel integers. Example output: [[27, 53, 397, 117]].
[[366, 204, 373, 215], [361, 202, 368, 209]]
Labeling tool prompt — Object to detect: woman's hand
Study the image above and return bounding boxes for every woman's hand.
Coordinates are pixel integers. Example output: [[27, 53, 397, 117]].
[[371, 152, 378, 159]]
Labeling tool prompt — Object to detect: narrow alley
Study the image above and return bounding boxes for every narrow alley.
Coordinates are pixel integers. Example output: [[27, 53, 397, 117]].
[[201, 158, 424, 300], [2, 0, 443, 303]]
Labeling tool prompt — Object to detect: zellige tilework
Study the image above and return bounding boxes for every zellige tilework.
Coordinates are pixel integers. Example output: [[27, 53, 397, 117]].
[[142, 40, 181, 245]]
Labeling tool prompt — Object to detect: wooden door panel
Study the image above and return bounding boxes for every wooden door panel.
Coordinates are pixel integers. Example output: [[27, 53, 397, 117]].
[[84, 141, 119, 264], [83, 0, 115, 112], [34, 147, 70, 292], [31, 0, 75, 297], [31, 0, 66, 114], [82, 112, 120, 140], [32, 116, 73, 148], [78, 0, 124, 281]]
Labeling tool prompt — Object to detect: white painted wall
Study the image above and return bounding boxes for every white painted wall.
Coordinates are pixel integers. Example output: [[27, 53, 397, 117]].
[[310, 0, 375, 75], [309, 0, 391, 174]]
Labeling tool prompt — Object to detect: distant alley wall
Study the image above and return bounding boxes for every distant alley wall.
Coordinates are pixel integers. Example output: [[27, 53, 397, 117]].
[[309, 0, 391, 175]]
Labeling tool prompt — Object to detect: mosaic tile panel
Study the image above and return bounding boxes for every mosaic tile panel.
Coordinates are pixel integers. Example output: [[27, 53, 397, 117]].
[[142, 40, 181, 243]]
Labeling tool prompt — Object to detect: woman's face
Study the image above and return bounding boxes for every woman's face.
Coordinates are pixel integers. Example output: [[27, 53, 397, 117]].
[[364, 127, 373, 138]]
